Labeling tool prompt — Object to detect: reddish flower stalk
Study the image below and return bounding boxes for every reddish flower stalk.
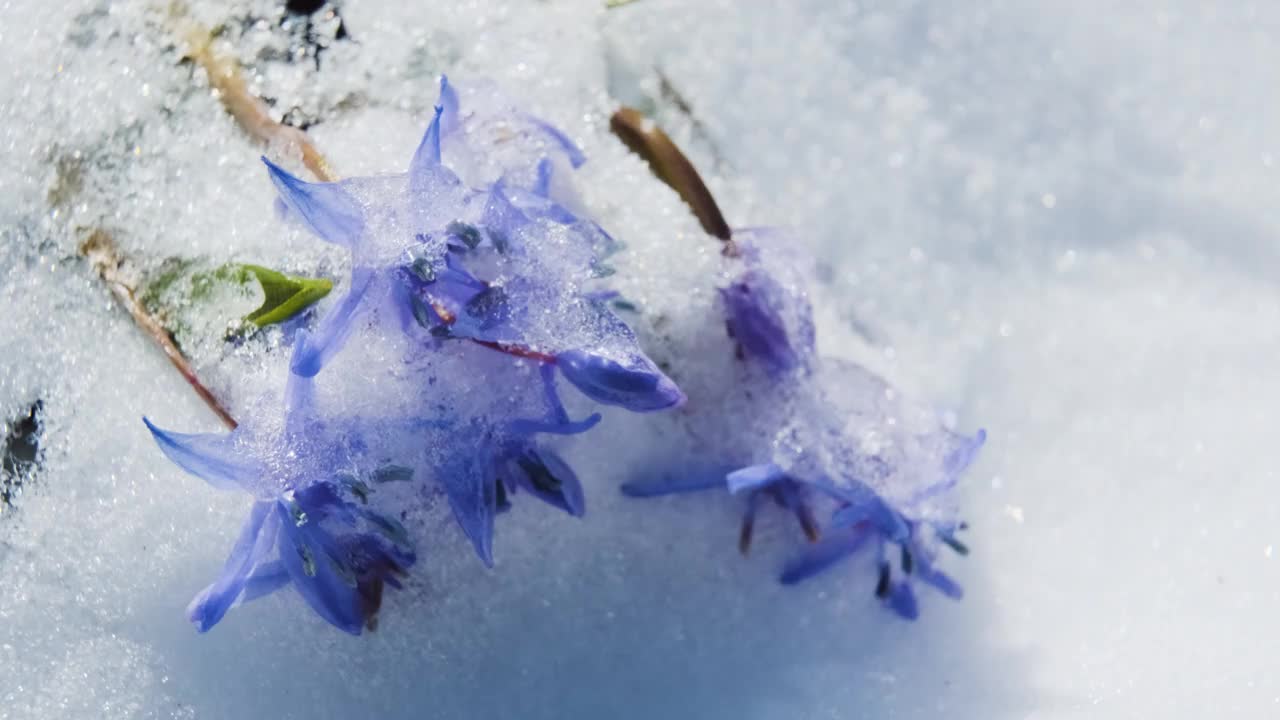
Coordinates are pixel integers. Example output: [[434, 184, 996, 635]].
[[80, 230, 239, 430]]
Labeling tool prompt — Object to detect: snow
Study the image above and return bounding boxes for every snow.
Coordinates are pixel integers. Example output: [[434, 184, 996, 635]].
[[3, 1, 1279, 718]]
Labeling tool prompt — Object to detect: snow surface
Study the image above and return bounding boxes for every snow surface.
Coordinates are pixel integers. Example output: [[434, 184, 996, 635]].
[[3, 1, 1279, 718]]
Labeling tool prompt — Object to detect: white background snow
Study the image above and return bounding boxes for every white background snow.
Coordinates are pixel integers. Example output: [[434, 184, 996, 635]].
[[2, 1, 1279, 718]]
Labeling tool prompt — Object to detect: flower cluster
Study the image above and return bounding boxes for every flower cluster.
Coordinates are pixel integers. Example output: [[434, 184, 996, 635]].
[[622, 230, 986, 619], [145, 77, 682, 634], [145, 77, 985, 634]]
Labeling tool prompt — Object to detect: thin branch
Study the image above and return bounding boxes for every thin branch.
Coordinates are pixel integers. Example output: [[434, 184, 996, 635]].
[[81, 230, 239, 430], [179, 22, 339, 182]]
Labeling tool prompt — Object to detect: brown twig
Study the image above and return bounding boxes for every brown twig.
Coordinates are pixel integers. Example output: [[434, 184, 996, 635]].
[[81, 230, 239, 430], [78, 15, 332, 432], [609, 106, 734, 250], [181, 23, 338, 182]]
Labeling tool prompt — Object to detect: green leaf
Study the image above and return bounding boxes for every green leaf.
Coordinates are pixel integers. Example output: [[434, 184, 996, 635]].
[[241, 264, 333, 327]]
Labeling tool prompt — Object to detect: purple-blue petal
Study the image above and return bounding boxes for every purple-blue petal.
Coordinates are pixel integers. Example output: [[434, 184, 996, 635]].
[[275, 500, 363, 635], [409, 104, 445, 179], [810, 479, 910, 542], [945, 428, 988, 476], [525, 114, 587, 168], [481, 182, 531, 243], [509, 447, 585, 517], [505, 363, 603, 437], [442, 461, 497, 568], [238, 559, 291, 604], [438, 74, 460, 136], [916, 559, 964, 599], [620, 471, 728, 498], [887, 582, 919, 620], [720, 272, 807, 375], [262, 157, 363, 246], [506, 413, 601, 438], [533, 157, 553, 196], [142, 417, 260, 491], [186, 500, 277, 632], [726, 463, 786, 495], [291, 267, 376, 377], [779, 526, 872, 585], [556, 349, 685, 412]]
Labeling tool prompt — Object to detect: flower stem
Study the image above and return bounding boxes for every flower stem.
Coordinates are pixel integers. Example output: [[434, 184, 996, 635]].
[[178, 20, 339, 182], [80, 230, 239, 430]]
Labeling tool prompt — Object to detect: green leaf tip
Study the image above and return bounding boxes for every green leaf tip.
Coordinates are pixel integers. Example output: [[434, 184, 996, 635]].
[[241, 264, 334, 327]]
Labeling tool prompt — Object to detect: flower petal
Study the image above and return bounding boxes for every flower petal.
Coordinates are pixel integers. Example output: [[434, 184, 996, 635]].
[[506, 364, 603, 436], [442, 460, 497, 568], [810, 479, 909, 542], [142, 418, 260, 491], [275, 501, 364, 635], [509, 447, 585, 517], [726, 463, 786, 494], [886, 582, 919, 620], [556, 349, 685, 412], [779, 526, 872, 585], [481, 181, 531, 246], [238, 559, 291, 604], [186, 501, 278, 632], [438, 74, 460, 136], [908, 428, 988, 505], [290, 267, 376, 377], [720, 275, 803, 375], [945, 428, 987, 476], [262, 157, 363, 246], [409, 104, 445, 178], [525, 114, 587, 168], [916, 557, 964, 599]]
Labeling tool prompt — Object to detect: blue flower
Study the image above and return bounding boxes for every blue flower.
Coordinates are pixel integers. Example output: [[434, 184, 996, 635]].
[[623, 229, 986, 619], [770, 451, 980, 620], [143, 414, 416, 634], [265, 75, 683, 414], [628, 425, 984, 619], [437, 364, 600, 567], [719, 230, 816, 376]]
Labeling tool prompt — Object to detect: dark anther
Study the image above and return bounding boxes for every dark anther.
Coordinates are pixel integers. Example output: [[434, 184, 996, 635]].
[[941, 534, 970, 556], [874, 563, 892, 598], [738, 513, 755, 556], [446, 221, 483, 250], [464, 286, 510, 330], [738, 492, 761, 556], [517, 455, 562, 495], [795, 501, 821, 543], [900, 546, 914, 575], [494, 477, 511, 513]]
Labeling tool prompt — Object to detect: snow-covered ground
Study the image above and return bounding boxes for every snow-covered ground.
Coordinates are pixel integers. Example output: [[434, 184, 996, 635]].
[[3, 1, 1278, 718]]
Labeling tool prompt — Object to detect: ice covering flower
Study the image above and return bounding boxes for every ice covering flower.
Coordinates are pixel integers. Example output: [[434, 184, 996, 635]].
[[144, 76, 689, 635], [623, 229, 986, 619], [265, 75, 683, 414], [423, 362, 602, 567]]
